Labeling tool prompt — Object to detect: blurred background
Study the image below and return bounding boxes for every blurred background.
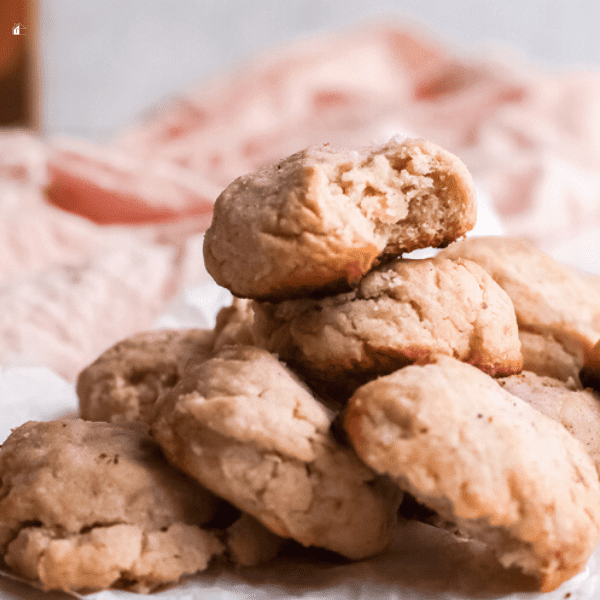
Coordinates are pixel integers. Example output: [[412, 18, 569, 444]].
[[2, 0, 600, 140]]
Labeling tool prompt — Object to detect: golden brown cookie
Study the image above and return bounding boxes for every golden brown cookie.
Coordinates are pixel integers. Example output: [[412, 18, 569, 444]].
[[0, 419, 223, 593], [150, 345, 401, 560], [252, 256, 522, 392], [76, 328, 215, 425], [204, 137, 476, 300], [498, 370, 600, 473], [76, 299, 260, 425], [439, 236, 600, 383], [344, 355, 600, 592]]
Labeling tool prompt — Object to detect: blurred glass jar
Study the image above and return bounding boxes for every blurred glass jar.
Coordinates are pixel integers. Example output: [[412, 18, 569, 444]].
[[1, 0, 38, 129]]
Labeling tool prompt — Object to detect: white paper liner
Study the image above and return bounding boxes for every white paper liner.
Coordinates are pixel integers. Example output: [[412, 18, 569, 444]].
[[2, 193, 600, 599]]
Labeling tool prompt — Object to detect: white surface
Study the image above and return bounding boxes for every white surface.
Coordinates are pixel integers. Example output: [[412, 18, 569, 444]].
[[545, 227, 600, 276], [0, 366, 78, 444], [38, 0, 600, 141]]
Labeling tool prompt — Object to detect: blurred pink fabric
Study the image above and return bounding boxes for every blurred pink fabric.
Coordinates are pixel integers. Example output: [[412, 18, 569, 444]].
[[2, 21, 600, 378], [113, 22, 600, 254]]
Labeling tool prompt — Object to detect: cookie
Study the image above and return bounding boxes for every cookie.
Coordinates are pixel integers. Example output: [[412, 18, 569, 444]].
[[344, 355, 600, 592], [518, 330, 584, 384], [212, 297, 255, 351], [150, 345, 401, 560], [439, 236, 600, 382], [77, 328, 215, 425], [224, 513, 285, 568], [0, 419, 224, 592], [204, 137, 477, 300], [252, 256, 522, 393], [499, 370, 600, 473]]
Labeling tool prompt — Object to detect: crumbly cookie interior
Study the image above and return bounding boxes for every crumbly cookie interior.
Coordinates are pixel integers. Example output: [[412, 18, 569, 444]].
[[320, 141, 468, 253]]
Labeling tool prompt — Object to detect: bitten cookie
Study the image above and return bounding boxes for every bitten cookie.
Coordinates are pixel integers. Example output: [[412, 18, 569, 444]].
[[499, 370, 600, 472], [204, 137, 477, 300], [252, 256, 522, 393], [76, 328, 215, 425], [0, 420, 224, 593], [344, 355, 600, 592], [439, 236, 600, 383], [150, 345, 401, 560]]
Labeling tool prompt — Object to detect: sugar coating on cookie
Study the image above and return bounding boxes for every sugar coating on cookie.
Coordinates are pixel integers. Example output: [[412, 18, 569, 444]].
[[76, 328, 215, 425], [253, 256, 522, 388], [439, 236, 600, 381], [204, 137, 477, 300], [151, 345, 401, 560], [345, 355, 600, 592], [499, 370, 600, 473], [0, 420, 224, 592]]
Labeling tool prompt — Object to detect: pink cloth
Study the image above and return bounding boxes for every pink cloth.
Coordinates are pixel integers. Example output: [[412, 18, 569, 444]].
[[3, 21, 600, 378], [47, 136, 221, 224], [0, 136, 206, 379], [116, 23, 600, 255], [0, 244, 176, 380], [46, 22, 600, 251]]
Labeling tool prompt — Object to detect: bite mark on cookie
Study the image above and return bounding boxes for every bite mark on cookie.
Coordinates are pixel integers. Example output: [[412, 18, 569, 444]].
[[204, 137, 476, 300]]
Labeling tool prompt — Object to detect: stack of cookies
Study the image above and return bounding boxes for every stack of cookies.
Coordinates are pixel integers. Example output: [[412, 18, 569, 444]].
[[2, 137, 600, 594]]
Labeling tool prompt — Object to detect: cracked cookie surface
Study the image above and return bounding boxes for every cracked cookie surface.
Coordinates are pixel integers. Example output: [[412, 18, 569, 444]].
[[439, 236, 600, 382], [77, 328, 215, 425], [0, 419, 223, 592], [344, 355, 600, 592], [77, 302, 258, 426], [204, 137, 476, 300], [252, 256, 522, 391], [150, 345, 401, 560]]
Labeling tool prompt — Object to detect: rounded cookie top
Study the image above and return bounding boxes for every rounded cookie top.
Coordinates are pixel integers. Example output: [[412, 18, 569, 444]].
[[150, 344, 401, 560], [0, 419, 223, 592], [76, 328, 215, 425], [344, 355, 600, 593], [439, 236, 600, 373], [252, 255, 523, 389], [204, 137, 476, 300]]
